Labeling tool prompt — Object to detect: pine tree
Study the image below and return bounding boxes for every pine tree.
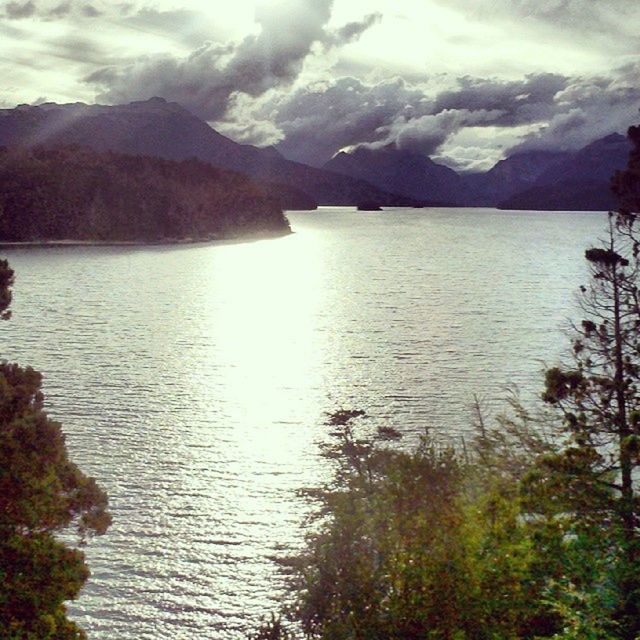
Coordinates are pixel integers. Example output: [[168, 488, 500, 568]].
[[0, 260, 111, 639], [540, 125, 640, 639]]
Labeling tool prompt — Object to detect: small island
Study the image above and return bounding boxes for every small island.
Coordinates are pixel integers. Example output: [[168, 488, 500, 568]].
[[356, 201, 383, 211], [0, 146, 292, 244]]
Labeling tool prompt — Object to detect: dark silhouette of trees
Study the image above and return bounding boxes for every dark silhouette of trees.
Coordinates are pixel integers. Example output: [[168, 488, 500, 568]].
[[537, 126, 640, 639], [0, 261, 111, 638], [0, 146, 291, 243], [0, 260, 14, 320]]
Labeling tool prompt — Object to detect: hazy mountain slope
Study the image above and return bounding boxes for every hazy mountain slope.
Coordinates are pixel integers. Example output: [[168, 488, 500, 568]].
[[499, 180, 617, 211], [536, 133, 630, 184], [323, 146, 462, 204], [1, 99, 629, 212], [0, 99, 416, 207], [461, 151, 573, 205], [498, 134, 631, 210]]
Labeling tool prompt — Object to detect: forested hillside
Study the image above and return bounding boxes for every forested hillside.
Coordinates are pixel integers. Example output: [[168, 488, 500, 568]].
[[0, 146, 292, 242], [0, 99, 415, 207]]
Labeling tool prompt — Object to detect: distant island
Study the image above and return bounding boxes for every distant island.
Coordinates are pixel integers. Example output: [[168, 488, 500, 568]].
[[0, 146, 292, 244], [357, 201, 383, 211]]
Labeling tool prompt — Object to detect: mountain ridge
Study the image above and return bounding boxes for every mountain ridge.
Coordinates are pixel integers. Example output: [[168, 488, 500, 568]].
[[0, 98, 418, 208], [324, 134, 631, 210], [0, 97, 631, 212], [498, 133, 631, 210]]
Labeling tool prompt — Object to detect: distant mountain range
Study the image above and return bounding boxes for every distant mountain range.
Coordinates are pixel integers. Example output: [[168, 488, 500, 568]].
[[324, 146, 463, 206], [324, 134, 631, 210], [497, 134, 631, 210], [0, 98, 416, 209], [0, 97, 632, 212]]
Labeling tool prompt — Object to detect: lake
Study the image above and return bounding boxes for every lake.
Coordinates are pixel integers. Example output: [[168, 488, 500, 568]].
[[0, 207, 607, 638]]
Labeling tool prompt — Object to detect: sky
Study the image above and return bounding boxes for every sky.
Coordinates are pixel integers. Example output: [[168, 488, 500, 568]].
[[1, 0, 639, 172]]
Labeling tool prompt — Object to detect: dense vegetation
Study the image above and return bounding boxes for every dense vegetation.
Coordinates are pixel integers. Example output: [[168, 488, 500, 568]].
[[0, 146, 292, 243], [251, 126, 640, 639], [0, 260, 111, 638]]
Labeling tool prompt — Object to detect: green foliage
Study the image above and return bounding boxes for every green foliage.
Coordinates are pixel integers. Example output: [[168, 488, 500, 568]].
[[0, 263, 111, 638], [253, 404, 637, 639], [536, 142, 640, 637], [265, 411, 558, 640], [0, 146, 291, 243], [0, 259, 13, 320]]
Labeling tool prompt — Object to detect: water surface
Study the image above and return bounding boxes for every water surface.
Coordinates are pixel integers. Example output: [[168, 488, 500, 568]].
[[0, 207, 607, 638]]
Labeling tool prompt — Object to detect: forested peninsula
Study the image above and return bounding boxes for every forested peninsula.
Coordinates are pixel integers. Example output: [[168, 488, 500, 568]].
[[0, 146, 293, 244]]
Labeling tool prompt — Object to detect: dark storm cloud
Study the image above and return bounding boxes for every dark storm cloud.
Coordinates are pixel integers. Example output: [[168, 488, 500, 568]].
[[432, 73, 568, 126], [85, 0, 381, 122], [5, 1, 36, 18], [261, 76, 429, 165], [260, 62, 640, 168], [261, 72, 567, 165], [511, 61, 640, 153]]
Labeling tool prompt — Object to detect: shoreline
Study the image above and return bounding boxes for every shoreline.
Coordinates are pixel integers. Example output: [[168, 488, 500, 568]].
[[0, 228, 292, 250]]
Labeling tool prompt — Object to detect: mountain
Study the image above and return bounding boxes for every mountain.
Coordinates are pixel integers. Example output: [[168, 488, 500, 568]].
[[498, 134, 631, 211], [0, 98, 417, 208], [0, 99, 629, 212], [323, 146, 462, 205], [498, 180, 618, 211], [0, 146, 291, 242], [462, 150, 573, 206]]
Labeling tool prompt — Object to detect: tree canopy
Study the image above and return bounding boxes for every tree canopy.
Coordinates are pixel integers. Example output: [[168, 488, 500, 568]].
[[0, 146, 292, 243], [0, 261, 111, 639]]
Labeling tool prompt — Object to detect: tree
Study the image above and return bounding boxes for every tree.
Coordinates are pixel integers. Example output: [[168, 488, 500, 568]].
[[253, 411, 570, 640], [539, 125, 640, 639], [0, 259, 14, 320], [0, 260, 111, 639]]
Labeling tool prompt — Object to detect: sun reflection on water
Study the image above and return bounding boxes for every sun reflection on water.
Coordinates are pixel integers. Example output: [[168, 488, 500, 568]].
[[0, 208, 609, 638]]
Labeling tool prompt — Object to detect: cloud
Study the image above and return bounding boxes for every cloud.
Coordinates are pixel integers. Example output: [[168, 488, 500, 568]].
[[44, 34, 112, 65], [432, 73, 567, 126], [249, 72, 568, 166], [254, 62, 639, 170], [121, 7, 226, 48], [3, 0, 638, 173], [252, 76, 429, 165], [440, 0, 640, 55], [48, 1, 71, 17], [81, 3, 100, 17], [511, 61, 640, 153], [325, 12, 382, 46], [369, 108, 505, 155], [86, 0, 380, 123], [5, 1, 36, 18], [2, 0, 108, 19]]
